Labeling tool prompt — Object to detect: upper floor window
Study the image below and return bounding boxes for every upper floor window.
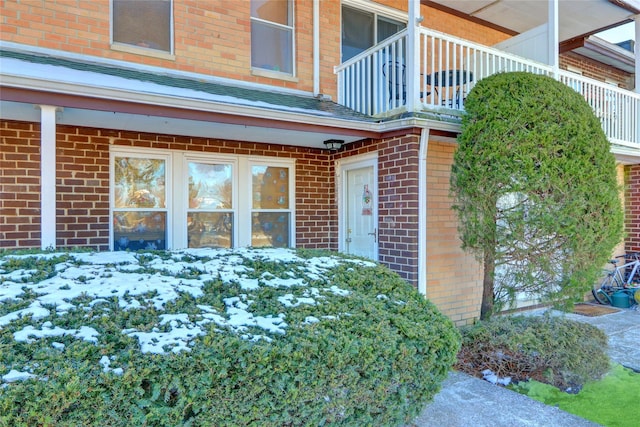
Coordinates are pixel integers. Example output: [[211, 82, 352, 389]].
[[342, 5, 405, 62], [250, 0, 294, 74], [112, 0, 173, 53]]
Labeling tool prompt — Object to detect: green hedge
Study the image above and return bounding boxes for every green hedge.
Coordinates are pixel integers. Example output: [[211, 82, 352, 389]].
[[456, 314, 609, 391], [0, 249, 460, 426]]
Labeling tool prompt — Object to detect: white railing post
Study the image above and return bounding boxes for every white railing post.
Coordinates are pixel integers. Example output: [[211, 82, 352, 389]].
[[635, 15, 640, 147], [406, 0, 421, 113], [635, 15, 639, 95], [548, 0, 559, 78]]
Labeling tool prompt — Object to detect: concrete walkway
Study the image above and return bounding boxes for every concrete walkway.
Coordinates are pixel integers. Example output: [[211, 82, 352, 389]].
[[410, 306, 640, 427]]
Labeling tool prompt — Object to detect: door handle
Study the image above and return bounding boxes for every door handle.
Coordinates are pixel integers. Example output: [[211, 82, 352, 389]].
[[368, 228, 377, 243]]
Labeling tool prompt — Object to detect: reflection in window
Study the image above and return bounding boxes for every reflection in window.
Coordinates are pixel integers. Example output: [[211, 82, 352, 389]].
[[112, 0, 172, 53], [252, 165, 290, 247], [114, 157, 166, 208], [252, 212, 289, 247], [187, 162, 234, 248], [113, 156, 167, 251], [250, 0, 294, 74], [252, 165, 289, 209], [114, 212, 167, 250], [188, 212, 233, 248]]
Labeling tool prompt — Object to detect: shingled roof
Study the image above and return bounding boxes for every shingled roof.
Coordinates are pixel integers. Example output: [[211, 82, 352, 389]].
[[0, 48, 378, 124]]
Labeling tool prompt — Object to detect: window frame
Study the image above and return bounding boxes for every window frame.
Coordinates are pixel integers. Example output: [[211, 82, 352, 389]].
[[250, 0, 296, 77], [109, 147, 296, 250], [340, 1, 406, 62], [110, 148, 172, 251], [110, 0, 175, 58], [181, 154, 239, 249], [245, 158, 296, 248]]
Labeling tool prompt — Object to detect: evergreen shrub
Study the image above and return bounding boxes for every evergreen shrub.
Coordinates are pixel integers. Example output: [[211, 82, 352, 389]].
[[456, 314, 609, 391], [0, 249, 460, 426]]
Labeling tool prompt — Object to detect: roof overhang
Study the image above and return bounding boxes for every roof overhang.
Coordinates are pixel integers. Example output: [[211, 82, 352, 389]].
[[0, 45, 466, 150], [561, 35, 636, 73], [423, 0, 639, 43]]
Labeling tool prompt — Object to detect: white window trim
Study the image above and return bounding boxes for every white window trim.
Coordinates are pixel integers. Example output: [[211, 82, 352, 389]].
[[342, 0, 407, 22], [250, 0, 296, 77], [110, 146, 296, 250], [176, 153, 239, 250], [243, 157, 297, 248], [110, 0, 175, 56]]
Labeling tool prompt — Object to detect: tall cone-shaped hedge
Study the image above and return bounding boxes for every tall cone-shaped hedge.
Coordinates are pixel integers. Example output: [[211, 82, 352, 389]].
[[450, 72, 623, 319]]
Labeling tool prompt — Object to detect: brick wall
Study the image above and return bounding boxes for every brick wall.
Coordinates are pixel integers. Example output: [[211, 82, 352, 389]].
[[1, 1, 511, 104], [626, 164, 640, 252], [0, 121, 42, 248], [336, 135, 483, 323], [56, 125, 110, 249], [425, 140, 482, 324], [560, 52, 634, 90], [337, 133, 422, 286], [0, 1, 324, 94], [1, 119, 335, 252]]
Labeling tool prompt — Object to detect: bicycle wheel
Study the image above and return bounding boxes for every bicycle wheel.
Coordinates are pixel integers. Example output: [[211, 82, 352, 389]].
[[592, 274, 616, 305]]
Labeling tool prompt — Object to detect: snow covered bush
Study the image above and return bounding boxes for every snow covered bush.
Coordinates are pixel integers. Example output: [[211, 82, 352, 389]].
[[455, 314, 609, 392], [0, 248, 460, 426]]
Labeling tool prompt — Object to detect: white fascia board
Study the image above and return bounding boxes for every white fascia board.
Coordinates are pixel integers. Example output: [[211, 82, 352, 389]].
[[378, 116, 461, 134], [0, 73, 378, 132]]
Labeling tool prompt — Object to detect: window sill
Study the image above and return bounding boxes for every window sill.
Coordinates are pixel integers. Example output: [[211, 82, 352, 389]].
[[251, 68, 298, 83], [111, 43, 176, 61]]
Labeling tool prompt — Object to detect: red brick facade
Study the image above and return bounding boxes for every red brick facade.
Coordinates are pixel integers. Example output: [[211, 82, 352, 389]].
[[626, 165, 640, 252], [1, 119, 339, 252], [1, 119, 431, 287], [1, 121, 42, 248]]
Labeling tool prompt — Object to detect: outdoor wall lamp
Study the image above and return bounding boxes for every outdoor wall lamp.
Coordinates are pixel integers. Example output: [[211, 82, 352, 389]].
[[323, 139, 344, 151]]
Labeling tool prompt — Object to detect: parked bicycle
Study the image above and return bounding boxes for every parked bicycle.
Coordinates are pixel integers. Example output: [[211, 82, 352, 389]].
[[592, 252, 640, 306]]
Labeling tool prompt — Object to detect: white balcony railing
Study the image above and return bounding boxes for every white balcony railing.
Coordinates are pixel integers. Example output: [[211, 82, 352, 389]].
[[335, 27, 640, 148]]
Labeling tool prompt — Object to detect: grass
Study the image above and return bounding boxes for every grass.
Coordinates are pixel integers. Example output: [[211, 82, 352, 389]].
[[512, 364, 640, 427]]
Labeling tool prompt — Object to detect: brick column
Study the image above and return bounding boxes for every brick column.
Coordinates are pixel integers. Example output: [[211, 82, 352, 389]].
[[377, 134, 420, 285]]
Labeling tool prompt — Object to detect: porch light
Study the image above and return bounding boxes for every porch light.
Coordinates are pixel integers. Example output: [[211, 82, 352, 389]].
[[323, 139, 344, 151]]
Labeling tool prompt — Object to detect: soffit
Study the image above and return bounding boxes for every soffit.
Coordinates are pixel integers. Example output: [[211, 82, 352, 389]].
[[424, 0, 638, 42]]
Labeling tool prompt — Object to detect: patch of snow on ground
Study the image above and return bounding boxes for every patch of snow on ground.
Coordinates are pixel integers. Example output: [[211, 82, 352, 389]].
[[2, 369, 36, 383], [0, 301, 50, 327], [14, 322, 99, 344]]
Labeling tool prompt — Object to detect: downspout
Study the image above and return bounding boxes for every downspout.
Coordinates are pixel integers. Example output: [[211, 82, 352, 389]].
[[39, 105, 59, 250], [548, 0, 559, 77], [313, 0, 320, 97], [418, 128, 430, 296]]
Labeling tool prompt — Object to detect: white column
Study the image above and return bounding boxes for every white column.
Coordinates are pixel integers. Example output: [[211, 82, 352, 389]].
[[548, 0, 559, 76], [635, 15, 639, 94], [406, 0, 421, 113], [39, 105, 58, 250], [313, 0, 320, 97]]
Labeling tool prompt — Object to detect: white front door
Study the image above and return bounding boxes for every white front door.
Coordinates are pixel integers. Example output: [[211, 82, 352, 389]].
[[339, 156, 378, 260]]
